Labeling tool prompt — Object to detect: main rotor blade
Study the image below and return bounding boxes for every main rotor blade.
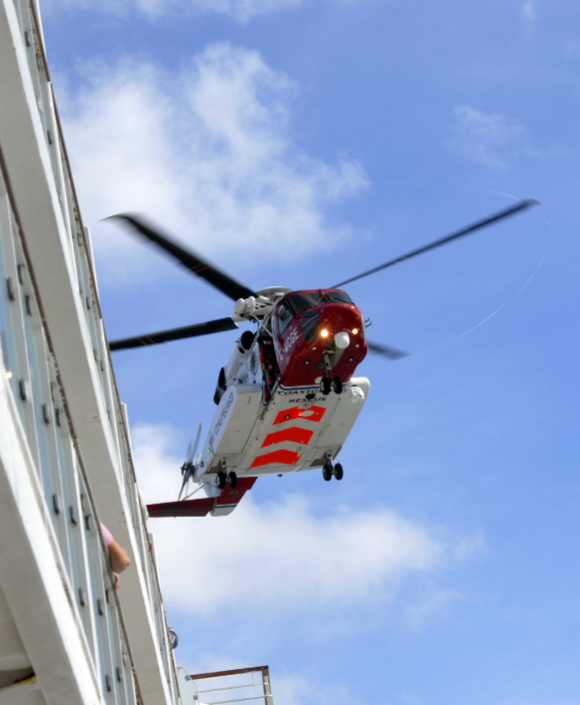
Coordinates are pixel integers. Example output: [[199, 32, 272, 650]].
[[110, 214, 256, 301], [109, 317, 238, 351], [367, 341, 408, 360], [333, 199, 539, 289]]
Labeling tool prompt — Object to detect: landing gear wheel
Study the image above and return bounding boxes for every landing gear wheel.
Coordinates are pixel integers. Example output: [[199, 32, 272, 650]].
[[333, 463, 344, 481], [227, 471, 238, 489], [320, 377, 331, 395], [332, 376, 343, 394], [322, 463, 333, 481], [216, 471, 227, 490]]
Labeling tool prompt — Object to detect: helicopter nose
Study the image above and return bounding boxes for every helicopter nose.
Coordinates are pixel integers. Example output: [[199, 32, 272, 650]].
[[334, 331, 350, 349]]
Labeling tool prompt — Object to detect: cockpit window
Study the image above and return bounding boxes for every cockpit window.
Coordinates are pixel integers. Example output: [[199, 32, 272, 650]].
[[324, 290, 353, 305], [289, 292, 326, 314], [276, 301, 294, 335]]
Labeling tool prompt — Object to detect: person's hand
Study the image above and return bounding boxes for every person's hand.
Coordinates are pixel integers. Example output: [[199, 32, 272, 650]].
[[107, 540, 131, 573], [113, 572, 120, 590]]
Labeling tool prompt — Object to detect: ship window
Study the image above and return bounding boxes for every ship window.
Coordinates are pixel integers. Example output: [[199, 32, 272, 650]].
[[289, 292, 325, 314], [324, 290, 353, 304], [276, 302, 294, 335]]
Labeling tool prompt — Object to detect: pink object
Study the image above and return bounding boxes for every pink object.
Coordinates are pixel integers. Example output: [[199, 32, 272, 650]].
[[100, 523, 114, 546]]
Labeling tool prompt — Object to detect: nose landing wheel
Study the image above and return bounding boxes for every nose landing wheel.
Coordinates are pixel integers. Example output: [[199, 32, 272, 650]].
[[321, 376, 343, 395]]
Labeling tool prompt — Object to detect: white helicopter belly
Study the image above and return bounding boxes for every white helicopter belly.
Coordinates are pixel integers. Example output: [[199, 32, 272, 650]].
[[198, 377, 370, 482]]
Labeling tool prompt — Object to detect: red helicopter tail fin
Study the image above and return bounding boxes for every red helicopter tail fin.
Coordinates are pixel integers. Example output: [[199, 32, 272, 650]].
[[213, 476, 257, 517]]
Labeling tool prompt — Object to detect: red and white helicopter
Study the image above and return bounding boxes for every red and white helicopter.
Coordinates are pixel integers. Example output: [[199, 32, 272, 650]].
[[109, 199, 537, 518]]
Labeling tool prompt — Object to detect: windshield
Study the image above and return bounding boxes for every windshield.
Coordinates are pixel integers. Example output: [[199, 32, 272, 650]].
[[276, 301, 294, 335], [324, 290, 353, 304], [289, 292, 326, 314]]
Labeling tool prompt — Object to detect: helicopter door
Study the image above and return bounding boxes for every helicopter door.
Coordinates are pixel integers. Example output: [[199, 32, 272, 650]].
[[274, 300, 305, 380], [273, 300, 294, 362]]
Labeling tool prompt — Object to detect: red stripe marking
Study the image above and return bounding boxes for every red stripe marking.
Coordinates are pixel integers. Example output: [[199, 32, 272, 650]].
[[262, 427, 314, 448], [250, 449, 302, 469], [274, 405, 326, 426]]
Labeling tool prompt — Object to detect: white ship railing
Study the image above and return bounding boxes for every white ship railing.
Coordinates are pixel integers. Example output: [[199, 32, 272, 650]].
[[183, 667, 274, 705]]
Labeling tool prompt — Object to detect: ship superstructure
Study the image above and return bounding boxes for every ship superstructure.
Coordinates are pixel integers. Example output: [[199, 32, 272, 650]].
[[0, 1, 276, 704]]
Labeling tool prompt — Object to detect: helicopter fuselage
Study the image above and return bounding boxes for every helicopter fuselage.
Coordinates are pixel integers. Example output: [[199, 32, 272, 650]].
[[193, 289, 371, 512]]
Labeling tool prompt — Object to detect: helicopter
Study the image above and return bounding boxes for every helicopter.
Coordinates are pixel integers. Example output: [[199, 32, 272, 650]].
[[108, 199, 538, 518]]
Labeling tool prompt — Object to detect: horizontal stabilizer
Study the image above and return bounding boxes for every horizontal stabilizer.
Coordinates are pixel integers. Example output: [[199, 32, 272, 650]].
[[147, 476, 258, 518], [147, 497, 214, 518]]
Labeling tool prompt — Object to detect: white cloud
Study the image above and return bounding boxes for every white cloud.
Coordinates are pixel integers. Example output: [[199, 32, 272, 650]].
[[59, 44, 368, 282], [45, 0, 304, 21], [132, 423, 477, 618], [131, 423, 184, 503], [448, 105, 538, 170], [155, 494, 441, 614]]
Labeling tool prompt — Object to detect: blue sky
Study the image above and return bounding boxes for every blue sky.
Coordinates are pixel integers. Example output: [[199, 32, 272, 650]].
[[40, 1, 580, 703]]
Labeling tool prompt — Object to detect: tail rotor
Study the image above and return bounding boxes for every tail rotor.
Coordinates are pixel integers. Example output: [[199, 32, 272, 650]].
[[178, 423, 202, 500]]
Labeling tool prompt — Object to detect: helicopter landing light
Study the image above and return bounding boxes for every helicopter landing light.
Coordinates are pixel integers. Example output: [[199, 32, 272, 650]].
[[335, 332, 350, 349]]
